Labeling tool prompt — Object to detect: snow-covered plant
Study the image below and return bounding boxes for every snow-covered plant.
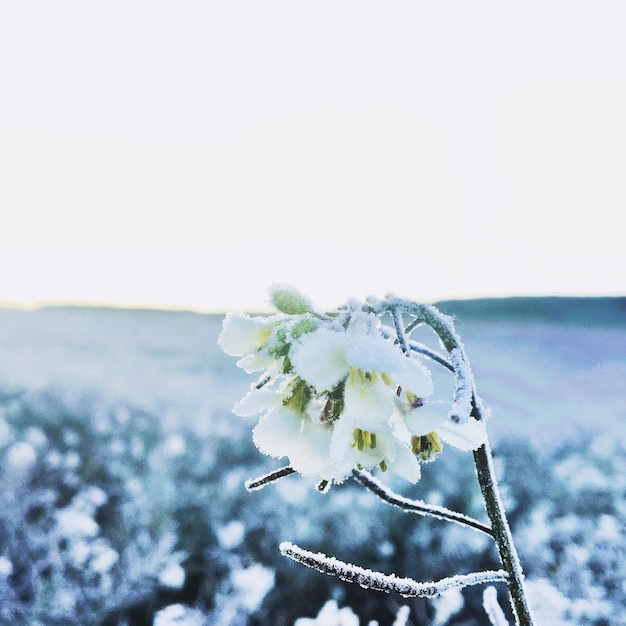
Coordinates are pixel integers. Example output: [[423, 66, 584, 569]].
[[219, 285, 537, 626]]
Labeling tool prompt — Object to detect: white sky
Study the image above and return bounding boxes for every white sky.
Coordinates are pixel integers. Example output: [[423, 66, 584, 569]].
[[1, 2, 625, 312]]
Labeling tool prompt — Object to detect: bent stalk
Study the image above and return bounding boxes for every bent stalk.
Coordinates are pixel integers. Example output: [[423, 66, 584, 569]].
[[473, 432, 535, 625]]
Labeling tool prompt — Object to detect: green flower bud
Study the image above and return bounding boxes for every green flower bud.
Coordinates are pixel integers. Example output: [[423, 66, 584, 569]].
[[270, 284, 314, 315]]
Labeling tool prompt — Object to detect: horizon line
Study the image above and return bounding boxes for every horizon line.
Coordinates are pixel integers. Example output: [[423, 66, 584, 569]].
[[2, 291, 624, 316]]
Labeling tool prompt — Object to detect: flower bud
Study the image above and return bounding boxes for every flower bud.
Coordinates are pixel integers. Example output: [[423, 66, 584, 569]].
[[270, 284, 314, 315]]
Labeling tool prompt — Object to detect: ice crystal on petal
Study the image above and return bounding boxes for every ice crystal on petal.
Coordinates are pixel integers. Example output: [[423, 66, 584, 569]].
[[91, 543, 119, 574]]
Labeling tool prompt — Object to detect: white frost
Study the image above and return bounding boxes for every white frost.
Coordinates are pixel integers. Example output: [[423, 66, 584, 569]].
[[153, 604, 206, 626], [6, 440, 37, 470], [56, 509, 99, 539], [159, 562, 186, 589], [216, 520, 245, 550], [431, 588, 464, 626], [230, 563, 275, 612], [0, 556, 13, 577], [482, 586, 510, 626], [294, 600, 359, 626]]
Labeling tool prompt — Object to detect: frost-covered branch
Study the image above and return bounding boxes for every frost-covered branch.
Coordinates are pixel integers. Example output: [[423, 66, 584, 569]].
[[352, 469, 493, 536], [245, 465, 296, 491], [391, 305, 411, 356], [407, 340, 455, 372], [280, 541, 508, 598], [380, 324, 455, 372], [448, 347, 475, 423]]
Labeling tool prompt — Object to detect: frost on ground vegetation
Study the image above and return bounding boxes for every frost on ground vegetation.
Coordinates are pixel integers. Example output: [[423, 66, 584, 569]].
[[294, 599, 413, 626], [153, 604, 208, 626], [294, 599, 360, 626]]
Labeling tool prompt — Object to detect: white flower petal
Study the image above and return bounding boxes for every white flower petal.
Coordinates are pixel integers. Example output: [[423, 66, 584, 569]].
[[218, 312, 273, 357], [344, 333, 399, 373], [291, 328, 350, 391], [438, 418, 488, 451], [329, 417, 356, 464], [343, 373, 394, 432], [334, 421, 385, 471], [392, 356, 434, 398], [403, 403, 447, 436], [236, 352, 279, 373], [387, 439, 421, 483], [252, 408, 301, 459], [289, 422, 333, 476], [233, 387, 278, 417]]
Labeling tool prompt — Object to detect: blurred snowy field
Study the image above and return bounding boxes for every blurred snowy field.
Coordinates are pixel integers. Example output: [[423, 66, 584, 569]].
[[0, 297, 624, 625]]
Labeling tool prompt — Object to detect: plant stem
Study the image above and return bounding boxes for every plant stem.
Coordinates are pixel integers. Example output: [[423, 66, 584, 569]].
[[473, 431, 535, 625], [352, 468, 493, 536]]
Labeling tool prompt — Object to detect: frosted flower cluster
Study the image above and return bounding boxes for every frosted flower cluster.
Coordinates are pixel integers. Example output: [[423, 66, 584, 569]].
[[219, 286, 486, 486]]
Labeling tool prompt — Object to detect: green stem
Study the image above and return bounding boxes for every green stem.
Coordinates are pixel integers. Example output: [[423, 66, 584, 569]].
[[473, 435, 535, 625]]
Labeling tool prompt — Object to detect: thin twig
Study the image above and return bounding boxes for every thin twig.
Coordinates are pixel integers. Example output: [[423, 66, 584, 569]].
[[391, 305, 411, 356], [352, 469, 493, 536], [280, 541, 508, 598], [245, 465, 296, 491], [379, 325, 454, 372]]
